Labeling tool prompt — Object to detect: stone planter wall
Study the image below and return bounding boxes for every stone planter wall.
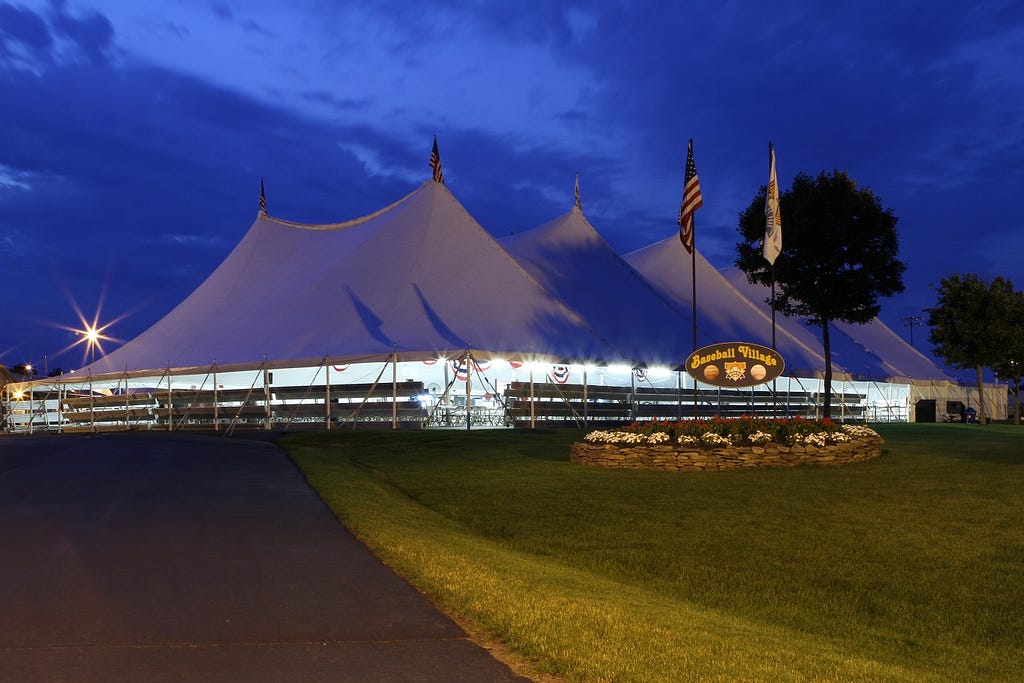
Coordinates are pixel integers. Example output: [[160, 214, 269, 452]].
[[570, 437, 883, 471]]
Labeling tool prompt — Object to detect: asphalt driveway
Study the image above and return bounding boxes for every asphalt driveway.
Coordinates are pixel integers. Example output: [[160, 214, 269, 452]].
[[0, 432, 527, 682]]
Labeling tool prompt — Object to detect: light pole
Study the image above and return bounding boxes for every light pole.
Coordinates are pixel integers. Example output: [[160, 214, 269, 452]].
[[901, 315, 925, 349]]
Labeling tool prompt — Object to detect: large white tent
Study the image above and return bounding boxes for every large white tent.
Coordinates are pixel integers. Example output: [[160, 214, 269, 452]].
[[89, 181, 622, 374], [5, 174, 1003, 431]]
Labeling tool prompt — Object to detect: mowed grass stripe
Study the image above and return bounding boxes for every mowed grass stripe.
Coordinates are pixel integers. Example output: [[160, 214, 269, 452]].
[[284, 424, 1024, 682]]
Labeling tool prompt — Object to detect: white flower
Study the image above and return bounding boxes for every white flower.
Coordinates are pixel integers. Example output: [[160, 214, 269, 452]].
[[748, 430, 773, 444], [842, 424, 879, 438], [678, 435, 699, 446], [647, 432, 670, 444], [700, 432, 732, 446]]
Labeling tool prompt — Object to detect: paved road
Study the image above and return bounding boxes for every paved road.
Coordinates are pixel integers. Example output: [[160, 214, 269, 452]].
[[0, 433, 528, 682]]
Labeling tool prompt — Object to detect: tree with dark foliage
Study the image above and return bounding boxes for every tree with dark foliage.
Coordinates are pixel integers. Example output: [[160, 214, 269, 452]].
[[736, 170, 905, 418], [927, 274, 1023, 424]]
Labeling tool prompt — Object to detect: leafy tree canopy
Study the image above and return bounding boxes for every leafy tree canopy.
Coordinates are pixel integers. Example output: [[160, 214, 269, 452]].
[[736, 170, 906, 326], [927, 274, 1024, 423], [736, 169, 906, 418], [926, 274, 1018, 371]]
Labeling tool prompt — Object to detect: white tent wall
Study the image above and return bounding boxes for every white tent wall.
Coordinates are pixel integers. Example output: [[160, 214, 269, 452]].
[[907, 381, 1008, 423]]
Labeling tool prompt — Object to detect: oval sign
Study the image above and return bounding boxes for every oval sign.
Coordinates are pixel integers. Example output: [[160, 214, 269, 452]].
[[685, 342, 785, 388]]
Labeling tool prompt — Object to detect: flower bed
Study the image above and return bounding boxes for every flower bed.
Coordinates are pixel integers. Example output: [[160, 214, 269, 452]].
[[571, 417, 884, 471]]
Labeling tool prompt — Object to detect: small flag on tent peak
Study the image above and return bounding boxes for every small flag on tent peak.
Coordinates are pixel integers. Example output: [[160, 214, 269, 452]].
[[763, 143, 782, 265], [429, 136, 444, 185], [677, 138, 703, 254], [574, 172, 582, 211], [259, 177, 267, 215]]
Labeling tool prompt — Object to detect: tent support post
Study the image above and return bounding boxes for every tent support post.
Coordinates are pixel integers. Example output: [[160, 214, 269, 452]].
[[213, 362, 219, 431], [90, 370, 95, 434], [529, 365, 535, 429], [676, 371, 682, 422], [630, 369, 636, 422], [393, 348, 399, 430], [841, 379, 846, 422], [465, 349, 472, 432], [166, 363, 173, 431], [125, 367, 132, 429], [582, 365, 588, 428], [325, 363, 332, 430], [263, 357, 271, 431]]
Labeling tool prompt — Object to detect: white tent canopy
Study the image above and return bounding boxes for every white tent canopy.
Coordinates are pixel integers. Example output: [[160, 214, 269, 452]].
[[623, 235, 831, 377], [501, 207, 693, 367], [86, 178, 951, 386], [718, 265, 952, 382], [90, 182, 622, 375]]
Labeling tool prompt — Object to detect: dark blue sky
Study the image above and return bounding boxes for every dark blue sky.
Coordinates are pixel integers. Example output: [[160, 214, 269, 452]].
[[2, 0, 1022, 371]]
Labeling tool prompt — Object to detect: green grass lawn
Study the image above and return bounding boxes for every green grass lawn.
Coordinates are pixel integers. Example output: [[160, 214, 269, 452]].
[[283, 423, 1024, 682]]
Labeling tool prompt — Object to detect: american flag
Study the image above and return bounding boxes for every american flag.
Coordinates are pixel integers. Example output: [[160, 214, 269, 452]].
[[677, 138, 703, 254], [259, 177, 267, 214], [430, 136, 444, 185]]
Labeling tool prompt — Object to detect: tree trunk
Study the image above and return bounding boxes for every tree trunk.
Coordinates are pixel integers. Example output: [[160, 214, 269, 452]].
[[975, 365, 988, 424], [1014, 378, 1021, 425], [821, 319, 832, 419]]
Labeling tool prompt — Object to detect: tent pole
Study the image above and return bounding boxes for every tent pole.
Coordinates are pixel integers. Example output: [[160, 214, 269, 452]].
[[465, 349, 472, 432], [582, 365, 588, 428], [676, 370, 682, 422], [325, 363, 332, 430], [529, 365, 535, 429], [393, 347, 399, 430], [263, 356, 271, 431], [213, 362, 219, 431], [630, 368, 636, 422], [90, 370, 95, 433], [443, 360, 451, 426], [841, 379, 846, 422], [165, 363, 173, 431], [124, 366, 130, 430]]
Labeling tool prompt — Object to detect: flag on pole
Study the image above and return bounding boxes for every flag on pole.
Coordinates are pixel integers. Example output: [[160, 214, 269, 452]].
[[677, 138, 703, 254], [763, 143, 782, 265], [429, 136, 444, 185], [574, 172, 582, 211], [259, 177, 267, 215]]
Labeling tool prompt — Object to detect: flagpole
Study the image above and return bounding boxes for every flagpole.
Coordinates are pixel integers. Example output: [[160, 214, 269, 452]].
[[691, 221, 698, 419], [678, 138, 703, 421], [771, 263, 777, 418]]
